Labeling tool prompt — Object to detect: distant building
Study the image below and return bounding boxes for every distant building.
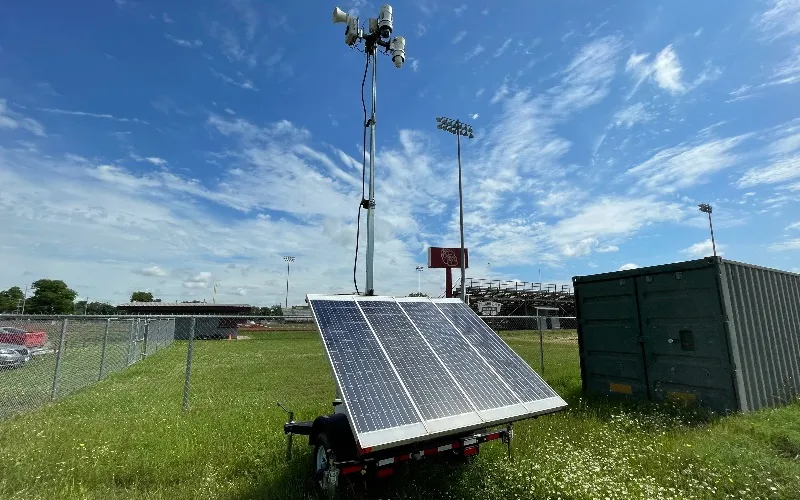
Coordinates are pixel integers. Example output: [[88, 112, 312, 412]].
[[116, 302, 252, 339]]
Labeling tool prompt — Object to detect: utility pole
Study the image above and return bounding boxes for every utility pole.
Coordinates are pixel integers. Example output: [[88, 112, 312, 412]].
[[283, 256, 295, 309], [698, 203, 717, 256]]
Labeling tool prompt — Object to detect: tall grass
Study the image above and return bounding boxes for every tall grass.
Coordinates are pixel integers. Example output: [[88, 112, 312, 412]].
[[0, 330, 797, 499]]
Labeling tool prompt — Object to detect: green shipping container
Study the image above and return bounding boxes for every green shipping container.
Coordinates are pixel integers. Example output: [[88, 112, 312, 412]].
[[573, 257, 800, 413]]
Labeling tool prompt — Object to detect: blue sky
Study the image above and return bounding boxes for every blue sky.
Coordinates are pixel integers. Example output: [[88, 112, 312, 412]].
[[1, 0, 799, 306]]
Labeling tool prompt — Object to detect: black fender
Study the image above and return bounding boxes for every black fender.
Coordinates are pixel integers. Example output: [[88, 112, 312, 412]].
[[309, 413, 358, 460]]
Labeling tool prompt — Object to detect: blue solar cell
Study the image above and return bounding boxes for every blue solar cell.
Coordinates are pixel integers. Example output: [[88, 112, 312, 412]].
[[311, 299, 422, 434], [434, 301, 557, 403], [397, 300, 521, 411], [358, 300, 475, 420]]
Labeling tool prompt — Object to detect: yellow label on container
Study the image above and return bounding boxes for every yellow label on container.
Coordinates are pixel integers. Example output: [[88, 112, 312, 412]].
[[667, 391, 697, 403], [609, 383, 633, 394]]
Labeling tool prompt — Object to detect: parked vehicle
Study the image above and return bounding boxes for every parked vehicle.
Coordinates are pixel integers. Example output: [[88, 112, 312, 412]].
[[0, 342, 31, 369], [0, 326, 48, 348]]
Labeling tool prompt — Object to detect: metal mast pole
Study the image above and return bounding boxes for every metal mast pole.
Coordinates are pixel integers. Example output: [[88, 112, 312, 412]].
[[286, 261, 290, 309], [457, 126, 466, 302], [365, 48, 377, 296], [708, 212, 717, 257]]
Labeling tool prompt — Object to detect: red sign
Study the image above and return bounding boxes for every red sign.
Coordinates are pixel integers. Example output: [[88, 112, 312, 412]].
[[428, 247, 469, 269]]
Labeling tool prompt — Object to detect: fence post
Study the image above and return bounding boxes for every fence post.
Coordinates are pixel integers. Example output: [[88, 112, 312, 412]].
[[51, 318, 68, 401], [98, 318, 111, 381], [538, 314, 544, 375], [182, 318, 196, 412], [142, 319, 149, 359], [127, 319, 135, 366]]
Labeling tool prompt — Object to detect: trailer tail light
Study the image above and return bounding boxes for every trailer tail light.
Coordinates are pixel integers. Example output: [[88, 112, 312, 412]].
[[463, 445, 479, 457], [485, 432, 501, 441], [376, 467, 394, 478]]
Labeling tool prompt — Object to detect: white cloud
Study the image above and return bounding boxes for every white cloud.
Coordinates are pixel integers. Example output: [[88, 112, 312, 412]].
[[550, 35, 623, 115], [144, 157, 167, 166], [626, 134, 750, 193], [737, 155, 800, 187], [416, 23, 427, 37], [495, 38, 512, 58], [0, 100, 46, 137], [597, 245, 619, 253], [452, 31, 467, 44], [490, 84, 509, 104], [184, 271, 212, 289], [626, 45, 686, 95], [410, 58, 420, 72], [464, 45, 485, 61], [454, 4, 467, 16], [769, 239, 800, 251], [135, 266, 168, 277], [757, 0, 800, 41], [162, 12, 173, 23], [682, 239, 722, 258], [37, 107, 149, 124], [224, 108, 236, 115], [613, 102, 653, 128], [786, 221, 800, 230], [165, 34, 203, 48], [475, 88, 484, 98], [618, 263, 640, 271], [210, 68, 258, 91], [770, 45, 800, 86]]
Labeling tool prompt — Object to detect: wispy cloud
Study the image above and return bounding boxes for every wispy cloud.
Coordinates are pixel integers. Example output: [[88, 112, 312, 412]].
[[452, 31, 467, 44], [162, 12, 173, 23], [626, 45, 686, 96], [738, 156, 800, 187], [0, 100, 46, 137], [229, 0, 260, 41], [454, 4, 467, 16], [209, 68, 258, 91], [134, 265, 168, 277], [464, 45, 485, 61], [37, 107, 149, 124], [613, 102, 653, 129], [165, 34, 203, 48], [626, 134, 750, 193], [769, 239, 800, 251], [494, 38, 512, 58], [757, 0, 800, 41], [410, 58, 420, 72]]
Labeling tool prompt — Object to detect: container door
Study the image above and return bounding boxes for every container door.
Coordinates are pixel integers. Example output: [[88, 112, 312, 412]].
[[636, 269, 738, 413], [577, 277, 649, 399]]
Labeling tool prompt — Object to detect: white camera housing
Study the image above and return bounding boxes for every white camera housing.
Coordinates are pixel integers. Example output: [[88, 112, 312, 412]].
[[390, 36, 405, 68], [344, 16, 360, 46], [377, 4, 393, 39]]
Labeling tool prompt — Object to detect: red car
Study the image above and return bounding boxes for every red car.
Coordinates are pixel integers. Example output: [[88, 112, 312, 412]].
[[0, 326, 48, 348]]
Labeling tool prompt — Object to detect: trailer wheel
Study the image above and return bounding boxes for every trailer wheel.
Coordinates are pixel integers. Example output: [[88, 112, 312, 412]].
[[313, 433, 339, 498]]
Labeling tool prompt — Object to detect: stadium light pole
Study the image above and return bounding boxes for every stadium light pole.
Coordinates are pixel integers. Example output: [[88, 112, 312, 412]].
[[283, 256, 295, 309], [698, 203, 717, 257], [415, 266, 423, 294], [435, 116, 474, 302], [332, 5, 406, 296]]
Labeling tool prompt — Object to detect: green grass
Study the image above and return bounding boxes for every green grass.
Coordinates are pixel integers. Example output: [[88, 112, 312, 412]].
[[0, 330, 798, 499]]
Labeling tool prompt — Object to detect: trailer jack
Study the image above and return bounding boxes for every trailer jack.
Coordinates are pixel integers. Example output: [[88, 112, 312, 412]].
[[277, 401, 313, 462]]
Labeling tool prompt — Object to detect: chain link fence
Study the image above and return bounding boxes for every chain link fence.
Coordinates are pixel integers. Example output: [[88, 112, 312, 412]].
[[1, 313, 572, 419]]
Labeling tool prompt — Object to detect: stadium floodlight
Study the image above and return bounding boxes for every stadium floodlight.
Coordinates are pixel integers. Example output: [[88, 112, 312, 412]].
[[698, 203, 717, 257], [435, 116, 475, 302], [415, 266, 424, 294], [332, 5, 406, 296], [283, 256, 295, 308]]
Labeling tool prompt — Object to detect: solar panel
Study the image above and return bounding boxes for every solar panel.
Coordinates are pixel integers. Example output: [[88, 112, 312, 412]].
[[308, 295, 567, 451]]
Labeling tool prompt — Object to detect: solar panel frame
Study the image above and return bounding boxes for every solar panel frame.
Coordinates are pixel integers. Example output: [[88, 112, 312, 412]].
[[307, 294, 567, 452]]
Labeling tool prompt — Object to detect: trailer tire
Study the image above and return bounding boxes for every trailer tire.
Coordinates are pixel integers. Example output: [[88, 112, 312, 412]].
[[313, 433, 339, 499]]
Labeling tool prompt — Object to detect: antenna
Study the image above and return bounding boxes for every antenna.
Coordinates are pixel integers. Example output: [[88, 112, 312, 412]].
[[331, 4, 406, 296]]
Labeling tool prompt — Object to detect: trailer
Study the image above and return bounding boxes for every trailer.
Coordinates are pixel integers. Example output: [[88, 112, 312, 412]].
[[280, 295, 568, 496]]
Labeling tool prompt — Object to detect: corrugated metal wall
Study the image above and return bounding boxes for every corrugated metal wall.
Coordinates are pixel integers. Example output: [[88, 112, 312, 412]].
[[719, 261, 800, 412]]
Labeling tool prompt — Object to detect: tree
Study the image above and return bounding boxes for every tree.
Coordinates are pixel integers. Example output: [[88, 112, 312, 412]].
[[408, 292, 429, 297], [269, 304, 283, 316], [74, 301, 117, 315], [130, 291, 155, 302], [25, 279, 77, 314], [0, 286, 25, 313]]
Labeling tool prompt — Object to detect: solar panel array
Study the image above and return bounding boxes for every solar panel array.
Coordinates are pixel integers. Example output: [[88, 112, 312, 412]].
[[308, 295, 567, 451]]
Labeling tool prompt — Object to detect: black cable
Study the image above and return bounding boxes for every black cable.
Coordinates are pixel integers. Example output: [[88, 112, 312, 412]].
[[353, 50, 370, 295]]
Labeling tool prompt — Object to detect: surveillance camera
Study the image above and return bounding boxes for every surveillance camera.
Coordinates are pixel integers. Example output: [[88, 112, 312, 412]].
[[390, 36, 405, 69], [344, 16, 360, 46], [377, 4, 393, 39]]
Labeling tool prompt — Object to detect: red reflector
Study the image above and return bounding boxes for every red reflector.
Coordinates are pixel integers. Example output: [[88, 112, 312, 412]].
[[451, 441, 461, 449], [463, 445, 479, 457], [359, 446, 372, 455], [342, 465, 362, 475], [396, 454, 410, 462], [376, 467, 394, 478], [424, 448, 438, 456], [486, 432, 500, 441]]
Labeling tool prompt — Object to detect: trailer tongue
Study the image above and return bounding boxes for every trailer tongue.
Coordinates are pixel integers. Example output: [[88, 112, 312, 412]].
[[279, 295, 567, 495]]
